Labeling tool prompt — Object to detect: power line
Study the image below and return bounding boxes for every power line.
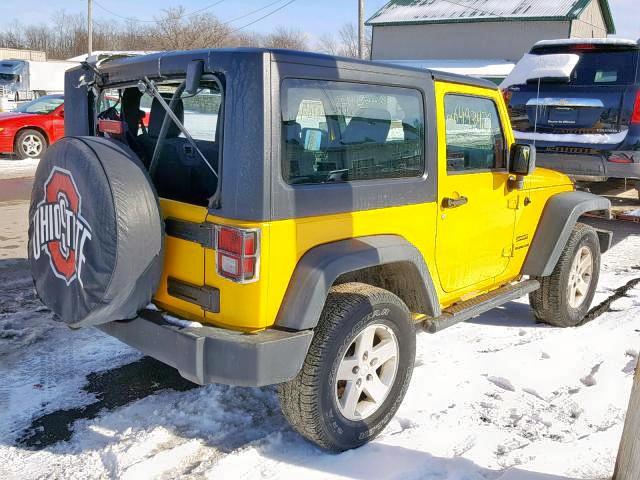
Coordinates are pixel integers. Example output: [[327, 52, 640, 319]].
[[92, 0, 227, 23], [226, 0, 299, 35], [92, 0, 294, 28], [221, 0, 291, 26]]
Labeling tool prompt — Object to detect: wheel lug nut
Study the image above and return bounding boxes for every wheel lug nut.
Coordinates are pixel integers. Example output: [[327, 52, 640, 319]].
[[370, 358, 378, 367], [363, 352, 368, 361], [366, 374, 373, 381], [352, 366, 360, 374], [356, 378, 362, 387]]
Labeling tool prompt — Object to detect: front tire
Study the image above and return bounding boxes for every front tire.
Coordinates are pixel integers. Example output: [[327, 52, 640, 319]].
[[15, 129, 47, 159], [530, 223, 600, 327], [278, 282, 416, 451]]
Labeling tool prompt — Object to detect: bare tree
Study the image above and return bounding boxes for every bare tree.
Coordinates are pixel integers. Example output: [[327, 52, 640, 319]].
[[262, 26, 308, 50], [317, 33, 340, 56], [315, 23, 371, 58], [0, 8, 318, 60], [149, 7, 233, 51]]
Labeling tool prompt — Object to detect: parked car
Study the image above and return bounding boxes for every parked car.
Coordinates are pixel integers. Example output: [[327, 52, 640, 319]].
[[30, 49, 610, 452], [0, 94, 64, 159], [503, 39, 640, 192]]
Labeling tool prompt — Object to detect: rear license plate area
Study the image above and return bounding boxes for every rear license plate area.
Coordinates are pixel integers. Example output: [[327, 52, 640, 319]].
[[548, 107, 577, 125]]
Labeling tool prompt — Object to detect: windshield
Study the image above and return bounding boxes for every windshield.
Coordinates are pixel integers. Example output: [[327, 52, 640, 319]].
[[16, 96, 64, 114], [0, 73, 18, 82]]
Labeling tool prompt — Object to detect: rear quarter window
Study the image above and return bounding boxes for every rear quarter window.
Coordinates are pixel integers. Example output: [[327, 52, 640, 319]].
[[281, 79, 425, 185]]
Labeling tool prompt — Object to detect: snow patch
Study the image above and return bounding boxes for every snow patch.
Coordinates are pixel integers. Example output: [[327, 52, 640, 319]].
[[0, 157, 39, 179], [500, 53, 579, 89], [163, 314, 203, 329], [487, 376, 516, 392], [514, 129, 628, 145], [534, 38, 638, 48], [609, 296, 634, 311]]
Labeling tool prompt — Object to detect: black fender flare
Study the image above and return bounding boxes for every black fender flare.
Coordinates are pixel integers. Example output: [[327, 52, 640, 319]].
[[275, 235, 441, 331], [521, 190, 611, 277]]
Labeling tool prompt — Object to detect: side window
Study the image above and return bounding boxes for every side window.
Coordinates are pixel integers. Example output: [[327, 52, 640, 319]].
[[281, 79, 424, 185], [97, 88, 122, 120], [180, 87, 221, 141], [444, 94, 506, 173]]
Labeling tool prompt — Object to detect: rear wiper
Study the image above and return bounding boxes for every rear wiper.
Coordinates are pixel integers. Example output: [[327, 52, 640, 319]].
[[139, 77, 218, 179]]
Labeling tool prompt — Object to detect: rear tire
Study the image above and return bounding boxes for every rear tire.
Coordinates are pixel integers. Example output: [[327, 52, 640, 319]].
[[278, 282, 415, 451], [15, 129, 47, 159], [529, 223, 600, 327]]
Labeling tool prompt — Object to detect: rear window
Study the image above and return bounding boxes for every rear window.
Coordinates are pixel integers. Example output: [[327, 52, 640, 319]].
[[535, 50, 638, 86], [97, 78, 223, 207], [281, 79, 425, 185]]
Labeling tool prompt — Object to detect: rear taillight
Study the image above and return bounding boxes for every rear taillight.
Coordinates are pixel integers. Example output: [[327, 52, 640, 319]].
[[569, 44, 598, 52], [215, 225, 259, 283], [502, 89, 512, 107], [631, 91, 640, 124]]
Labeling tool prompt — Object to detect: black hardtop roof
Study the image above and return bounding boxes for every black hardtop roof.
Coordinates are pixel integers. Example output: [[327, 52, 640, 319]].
[[95, 47, 497, 90]]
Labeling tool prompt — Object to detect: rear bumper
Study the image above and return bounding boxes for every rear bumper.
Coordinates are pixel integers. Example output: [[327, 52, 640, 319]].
[[98, 310, 313, 387], [537, 152, 640, 179]]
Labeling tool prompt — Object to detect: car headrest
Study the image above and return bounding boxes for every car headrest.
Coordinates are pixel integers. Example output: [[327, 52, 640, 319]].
[[148, 97, 184, 138], [341, 108, 391, 145]]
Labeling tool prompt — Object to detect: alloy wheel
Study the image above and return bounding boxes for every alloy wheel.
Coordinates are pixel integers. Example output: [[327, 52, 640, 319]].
[[22, 134, 43, 158], [335, 323, 399, 421], [567, 245, 593, 309]]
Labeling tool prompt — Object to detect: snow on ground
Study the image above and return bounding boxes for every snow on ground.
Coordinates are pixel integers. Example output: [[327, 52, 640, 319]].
[[0, 220, 639, 479], [0, 157, 39, 180]]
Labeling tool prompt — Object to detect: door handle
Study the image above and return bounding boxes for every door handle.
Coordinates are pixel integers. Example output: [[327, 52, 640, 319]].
[[442, 196, 468, 209]]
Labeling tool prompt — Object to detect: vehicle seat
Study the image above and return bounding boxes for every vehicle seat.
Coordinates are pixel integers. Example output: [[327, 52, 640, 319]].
[[151, 101, 219, 206], [138, 97, 185, 167], [338, 108, 391, 178]]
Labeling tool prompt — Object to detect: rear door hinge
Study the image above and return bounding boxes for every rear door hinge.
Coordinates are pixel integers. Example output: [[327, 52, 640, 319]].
[[507, 196, 520, 210], [165, 218, 216, 249], [502, 245, 515, 257], [167, 277, 220, 313]]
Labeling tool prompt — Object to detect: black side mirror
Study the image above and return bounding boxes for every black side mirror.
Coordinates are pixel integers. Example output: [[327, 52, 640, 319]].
[[509, 143, 536, 176], [185, 60, 204, 95]]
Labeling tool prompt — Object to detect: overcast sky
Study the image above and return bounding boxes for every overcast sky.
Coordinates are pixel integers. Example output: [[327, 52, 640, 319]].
[[0, 0, 637, 42]]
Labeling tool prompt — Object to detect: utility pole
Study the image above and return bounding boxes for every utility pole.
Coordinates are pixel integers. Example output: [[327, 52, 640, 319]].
[[87, 0, 93, 57], [358, 0, 365, 59]]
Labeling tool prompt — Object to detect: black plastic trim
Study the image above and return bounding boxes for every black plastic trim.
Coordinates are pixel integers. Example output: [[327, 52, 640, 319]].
[[275, 235, 441, 331], [522, 191, 611, 277], [165, 218, 216, 248], [98, 309, 313, 386], [167, 277, 220, 313]]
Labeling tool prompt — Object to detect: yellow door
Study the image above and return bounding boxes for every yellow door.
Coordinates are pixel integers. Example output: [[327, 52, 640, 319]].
[[434, 83, 518, 293]]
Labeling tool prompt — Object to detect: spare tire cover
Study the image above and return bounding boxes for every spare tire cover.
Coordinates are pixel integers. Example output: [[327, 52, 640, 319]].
[[28, 136, 164, 328]]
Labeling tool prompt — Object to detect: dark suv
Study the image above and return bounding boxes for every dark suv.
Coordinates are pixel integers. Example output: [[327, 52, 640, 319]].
[[503, 39, 640, 188]]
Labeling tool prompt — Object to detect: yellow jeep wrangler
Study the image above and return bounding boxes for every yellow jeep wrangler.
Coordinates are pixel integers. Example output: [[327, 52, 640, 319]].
[[29, 49, 611, 451]]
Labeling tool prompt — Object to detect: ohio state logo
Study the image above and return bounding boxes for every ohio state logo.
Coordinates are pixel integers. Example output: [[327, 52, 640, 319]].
[[31, 167, 92, 287]]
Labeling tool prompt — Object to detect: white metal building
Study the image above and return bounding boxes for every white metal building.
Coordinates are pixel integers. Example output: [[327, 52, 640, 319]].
[[367, 0, 616, 63]]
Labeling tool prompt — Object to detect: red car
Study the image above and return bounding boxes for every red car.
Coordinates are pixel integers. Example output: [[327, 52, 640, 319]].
[[0, 95, 65, 159]]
